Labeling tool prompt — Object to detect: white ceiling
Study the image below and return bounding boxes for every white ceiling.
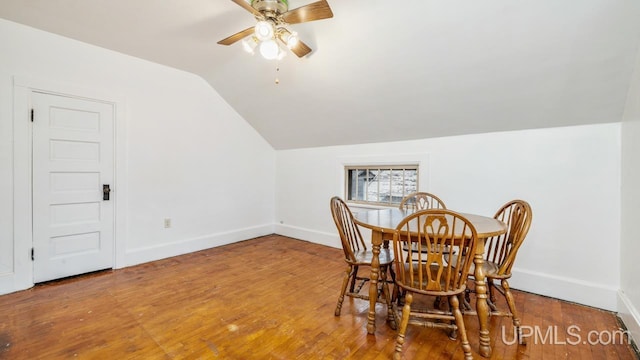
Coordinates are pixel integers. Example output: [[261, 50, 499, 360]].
[[1, 0, 640, 149]]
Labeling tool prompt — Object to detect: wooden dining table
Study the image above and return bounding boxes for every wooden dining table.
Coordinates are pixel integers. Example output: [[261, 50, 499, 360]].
[[352, 207, 507, 358]]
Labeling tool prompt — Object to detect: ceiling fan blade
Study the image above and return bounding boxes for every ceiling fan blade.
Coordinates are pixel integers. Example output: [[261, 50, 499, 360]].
[[231, 0, 262, 17], [289, 39, 312, 58], [282, 0, 334, 24], [217, 27, 255, 45]]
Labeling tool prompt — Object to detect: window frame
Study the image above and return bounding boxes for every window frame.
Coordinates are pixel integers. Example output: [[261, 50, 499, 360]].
[[344, 164, 419, 207]]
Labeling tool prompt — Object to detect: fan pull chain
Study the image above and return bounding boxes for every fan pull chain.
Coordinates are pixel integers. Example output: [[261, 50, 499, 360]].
[[275, 62, 280, 85]]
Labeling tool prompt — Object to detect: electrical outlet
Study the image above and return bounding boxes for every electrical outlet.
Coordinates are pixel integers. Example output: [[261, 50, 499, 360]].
[[164, 218, 171, 228]]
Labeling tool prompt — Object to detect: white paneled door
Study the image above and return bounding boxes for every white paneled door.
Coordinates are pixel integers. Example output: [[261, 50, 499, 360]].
[[32, 92, 114, 283]]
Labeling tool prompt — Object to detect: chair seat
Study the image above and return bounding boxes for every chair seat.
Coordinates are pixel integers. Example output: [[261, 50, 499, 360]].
[[471, 260, 499, 277], [351, 248, 394, 266], [447, 255, 502, 279]]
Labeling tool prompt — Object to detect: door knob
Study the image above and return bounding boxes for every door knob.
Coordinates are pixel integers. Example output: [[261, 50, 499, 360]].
[[103, 184, 111, 201]]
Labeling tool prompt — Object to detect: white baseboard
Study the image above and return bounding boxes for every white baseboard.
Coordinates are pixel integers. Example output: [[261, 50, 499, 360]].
[[274, 224, 620, 312], [0, 273, 32, 296], [124, 224, 275, 267], [275, 223, 341, 249], [504, 268, 618, 311], [618, 290, 640, 348]]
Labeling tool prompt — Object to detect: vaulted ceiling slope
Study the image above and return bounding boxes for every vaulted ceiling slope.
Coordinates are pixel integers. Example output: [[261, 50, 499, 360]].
[[2, 1, 640, 149]]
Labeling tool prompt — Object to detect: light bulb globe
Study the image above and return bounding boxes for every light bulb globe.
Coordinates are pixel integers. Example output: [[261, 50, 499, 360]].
[[242, 37, 258, 54], [286, 32, 299, 48], [259, 40, 279, 60], [254, 21, 274, 41]]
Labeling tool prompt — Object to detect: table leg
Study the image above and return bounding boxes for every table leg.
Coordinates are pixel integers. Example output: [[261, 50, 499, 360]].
[[474, 239, 492, 357], [367, 230, 382, 334]]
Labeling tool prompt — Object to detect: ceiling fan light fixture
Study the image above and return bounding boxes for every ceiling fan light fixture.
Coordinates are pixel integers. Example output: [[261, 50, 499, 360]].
[[276, 28, 298, 49], [285, 31, 298, 48], [219, 0, 334, 59], [254, 20, 275, 41], [259, 39, 280, 60], [242, 36, 259, 54]]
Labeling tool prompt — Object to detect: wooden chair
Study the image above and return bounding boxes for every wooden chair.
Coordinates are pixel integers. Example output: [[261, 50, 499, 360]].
[[399, 192, 449, 310], [392, 209, 477, 360], [463, 200, 532, 342], [329, 197, 395, 327], [398, 192, 447, 211]]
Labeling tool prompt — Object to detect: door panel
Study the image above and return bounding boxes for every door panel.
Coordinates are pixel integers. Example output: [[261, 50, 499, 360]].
[[32, 92, 114, 283]]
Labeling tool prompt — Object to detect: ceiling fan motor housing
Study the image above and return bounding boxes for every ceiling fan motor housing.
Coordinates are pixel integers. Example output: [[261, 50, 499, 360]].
[[251, 0, 288, 14]]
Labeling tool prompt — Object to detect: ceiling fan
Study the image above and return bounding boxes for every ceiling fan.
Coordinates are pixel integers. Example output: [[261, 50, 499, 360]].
[[217, 0, 334, 59]]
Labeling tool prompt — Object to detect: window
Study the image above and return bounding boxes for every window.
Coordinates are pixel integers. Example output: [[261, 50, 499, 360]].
[[345, 165, 418, 206]]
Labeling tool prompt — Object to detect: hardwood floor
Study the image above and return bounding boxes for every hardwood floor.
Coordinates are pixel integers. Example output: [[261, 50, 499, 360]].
[[0, 235, 637, 359]]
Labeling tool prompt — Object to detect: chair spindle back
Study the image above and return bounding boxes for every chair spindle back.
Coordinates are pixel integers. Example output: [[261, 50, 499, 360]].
[[330, 196, 367, 263], [484, 200, 532, 276], [394, 209, 477, 295], [399, 192, 447, 212]]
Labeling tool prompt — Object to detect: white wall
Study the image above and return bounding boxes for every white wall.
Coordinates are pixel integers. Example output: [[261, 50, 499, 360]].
[[276, 124, 621, 311], [620, 43, 640, 346], [0, 18, 276, 294]]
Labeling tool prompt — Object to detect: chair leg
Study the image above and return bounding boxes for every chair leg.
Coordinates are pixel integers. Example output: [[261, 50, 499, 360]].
[[502, 279, 523, 344], [391, 285, 401, 325], [434, 296, 448, 310], [335, 265, 352, 316], [395, 287, 406, 306], [448, 295, 458, 340], [487, 278, 498, 312], [394, 293, 413, 360], [450, 295, 473, 360], [380, 265, 397, 329], [388, 263, 396, 283], [463, 280, 473, 311], [349, 265, 359, 293], [462, 288, 472, 311]]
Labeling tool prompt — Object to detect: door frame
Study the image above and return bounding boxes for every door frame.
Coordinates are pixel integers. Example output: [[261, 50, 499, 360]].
[[12, 76, 127, 291]]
